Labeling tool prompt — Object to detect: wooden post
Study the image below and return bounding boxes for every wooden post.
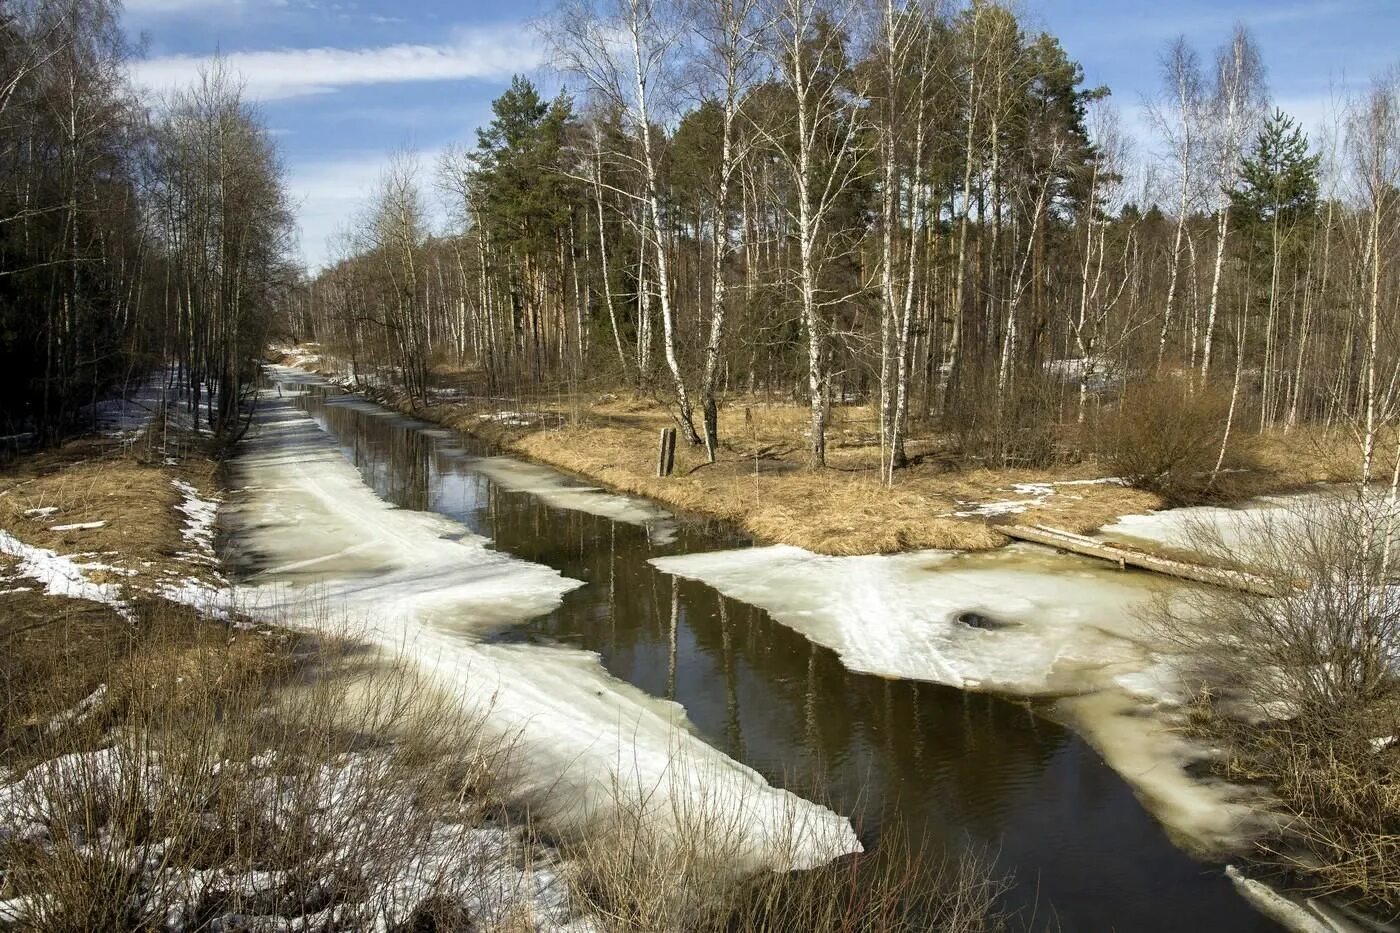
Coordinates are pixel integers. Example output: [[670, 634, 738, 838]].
[[657, 427, 677, 477]]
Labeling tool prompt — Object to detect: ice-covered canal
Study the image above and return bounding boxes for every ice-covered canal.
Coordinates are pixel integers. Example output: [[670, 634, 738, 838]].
[[226, 368, 1284, 932]]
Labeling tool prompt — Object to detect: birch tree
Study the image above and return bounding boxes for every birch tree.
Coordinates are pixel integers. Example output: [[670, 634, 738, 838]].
[[1199, 25, 1265, 381], [554, 0, 703, 443], [760, 0, 868, 466]]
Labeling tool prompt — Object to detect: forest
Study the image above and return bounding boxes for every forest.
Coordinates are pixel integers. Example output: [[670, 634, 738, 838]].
[[3, 1, 1400, 929], [280, 0, 1400, 497], [0, 0, 292, 445]]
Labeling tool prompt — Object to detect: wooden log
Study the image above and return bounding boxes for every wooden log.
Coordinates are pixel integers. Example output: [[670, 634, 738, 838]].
[[999, 523, 1277, 596], [657, 427, 677, 477]]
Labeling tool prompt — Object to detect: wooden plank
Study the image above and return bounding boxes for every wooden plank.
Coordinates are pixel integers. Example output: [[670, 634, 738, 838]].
[[999, 524, 1277, 596], [657, 427, 677, 478]]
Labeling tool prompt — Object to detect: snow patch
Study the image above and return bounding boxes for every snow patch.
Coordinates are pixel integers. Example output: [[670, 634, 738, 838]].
[[49, 521, 107, 532], [950, 477, 1126, 518], [0, 529, 128, 615], [0, 746, 597, 932]]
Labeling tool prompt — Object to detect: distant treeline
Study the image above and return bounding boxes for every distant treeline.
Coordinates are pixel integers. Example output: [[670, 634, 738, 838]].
[[0, 0, 294, 442]]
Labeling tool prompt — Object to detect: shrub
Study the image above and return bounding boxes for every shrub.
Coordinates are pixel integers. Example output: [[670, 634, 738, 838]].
[[1151, 493, 1400, 913], [1098, 371, 1245, 505]]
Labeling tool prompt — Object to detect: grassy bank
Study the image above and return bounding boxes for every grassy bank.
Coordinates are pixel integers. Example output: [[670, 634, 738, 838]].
[[281, 349, 1363, 556]]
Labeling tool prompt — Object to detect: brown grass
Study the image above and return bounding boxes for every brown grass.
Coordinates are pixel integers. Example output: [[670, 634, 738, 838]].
[[0, 430, 224, 594], [286, 350, 1382, 556], [412, 393, 1163, 555]]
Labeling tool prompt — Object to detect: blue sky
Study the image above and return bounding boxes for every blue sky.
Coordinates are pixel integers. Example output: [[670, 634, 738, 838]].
[[123, 0, 1400, 269]]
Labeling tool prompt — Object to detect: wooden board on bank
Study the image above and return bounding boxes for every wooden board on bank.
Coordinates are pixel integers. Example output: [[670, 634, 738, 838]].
[[1000, 523, 1277, 596]]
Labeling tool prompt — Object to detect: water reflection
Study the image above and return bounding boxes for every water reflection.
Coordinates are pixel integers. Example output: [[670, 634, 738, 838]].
[[296, 389, 1279, 933]]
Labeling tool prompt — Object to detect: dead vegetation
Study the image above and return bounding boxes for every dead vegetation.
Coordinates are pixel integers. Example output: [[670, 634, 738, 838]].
[[1151, 493, 1400, 919]]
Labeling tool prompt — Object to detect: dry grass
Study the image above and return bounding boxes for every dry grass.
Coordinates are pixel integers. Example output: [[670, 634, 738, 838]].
[[397, 391, 1163, 555], [0, 430, 223, 594], [287, 350, 1384, 555]]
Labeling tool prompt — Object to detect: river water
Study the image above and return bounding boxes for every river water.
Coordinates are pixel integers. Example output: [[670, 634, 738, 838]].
[[248, 382, 1281, 932]]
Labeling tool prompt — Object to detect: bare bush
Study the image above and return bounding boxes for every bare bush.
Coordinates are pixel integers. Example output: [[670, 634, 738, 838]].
[[1098, 372, 1248, 505], [1152, 491, 1400, 912], [564, 763, 1008, 933], [1156, 492, 1400, 720], [948, 368, 1066, 470]]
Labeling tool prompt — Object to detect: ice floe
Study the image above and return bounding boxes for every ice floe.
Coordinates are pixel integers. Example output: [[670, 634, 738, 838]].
[[450, 452, 677, 545], [653, 542, 1166, 696]]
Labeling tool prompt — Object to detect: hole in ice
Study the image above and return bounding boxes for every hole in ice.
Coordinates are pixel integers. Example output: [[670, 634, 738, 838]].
[[954, 610, 1017, 631]]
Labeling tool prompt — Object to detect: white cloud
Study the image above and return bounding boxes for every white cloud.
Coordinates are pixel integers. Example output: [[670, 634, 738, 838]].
[[130, 24, 543, 102], [125, 0, 283, 13]]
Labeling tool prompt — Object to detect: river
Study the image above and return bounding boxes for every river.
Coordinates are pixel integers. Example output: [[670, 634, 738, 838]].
[[229, 370, 1283, 932]]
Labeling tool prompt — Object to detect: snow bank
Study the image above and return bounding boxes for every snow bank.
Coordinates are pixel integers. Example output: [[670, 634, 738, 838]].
[[228, 387, 859, 872], [1095, 491, 1370, 561]]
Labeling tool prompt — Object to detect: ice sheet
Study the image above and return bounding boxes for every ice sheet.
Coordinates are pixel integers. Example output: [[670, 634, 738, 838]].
[[270, 366, 679, 545], [226, 390, 858, 872], [1056, 691, 1278, 856], [651, 542, 1279, 855], [1097, 492, 1346, 560], [652, 543, 1168, 696], [454, 453, 677, 545]]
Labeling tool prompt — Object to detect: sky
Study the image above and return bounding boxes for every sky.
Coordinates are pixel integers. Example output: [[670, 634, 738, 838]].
[[122, 0, 1400, 270]]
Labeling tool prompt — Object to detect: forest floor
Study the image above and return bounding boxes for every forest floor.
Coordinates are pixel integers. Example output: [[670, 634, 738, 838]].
[[280, 347, 1364, 555]]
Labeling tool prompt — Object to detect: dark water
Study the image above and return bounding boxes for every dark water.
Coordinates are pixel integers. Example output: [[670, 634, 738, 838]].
[[290, 387, 1279, 933]]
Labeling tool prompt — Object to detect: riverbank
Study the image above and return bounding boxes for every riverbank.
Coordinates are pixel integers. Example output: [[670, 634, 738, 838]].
[[0, 413, 598, 930], [278, 347, 1360, 556]]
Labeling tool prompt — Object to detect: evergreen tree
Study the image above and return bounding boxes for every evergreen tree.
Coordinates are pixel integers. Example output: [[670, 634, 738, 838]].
[[1230, 107, 1320, 230]]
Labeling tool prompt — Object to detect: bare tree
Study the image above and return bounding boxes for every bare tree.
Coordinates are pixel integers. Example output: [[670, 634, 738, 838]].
[[1199, 24, 1265, 381], [759, 0, 869, 466], [1348, 73, 1400, 487], [690, 0, 765, 462], [553, 0, 703, 443], [1149, 36, 1205, 363]]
